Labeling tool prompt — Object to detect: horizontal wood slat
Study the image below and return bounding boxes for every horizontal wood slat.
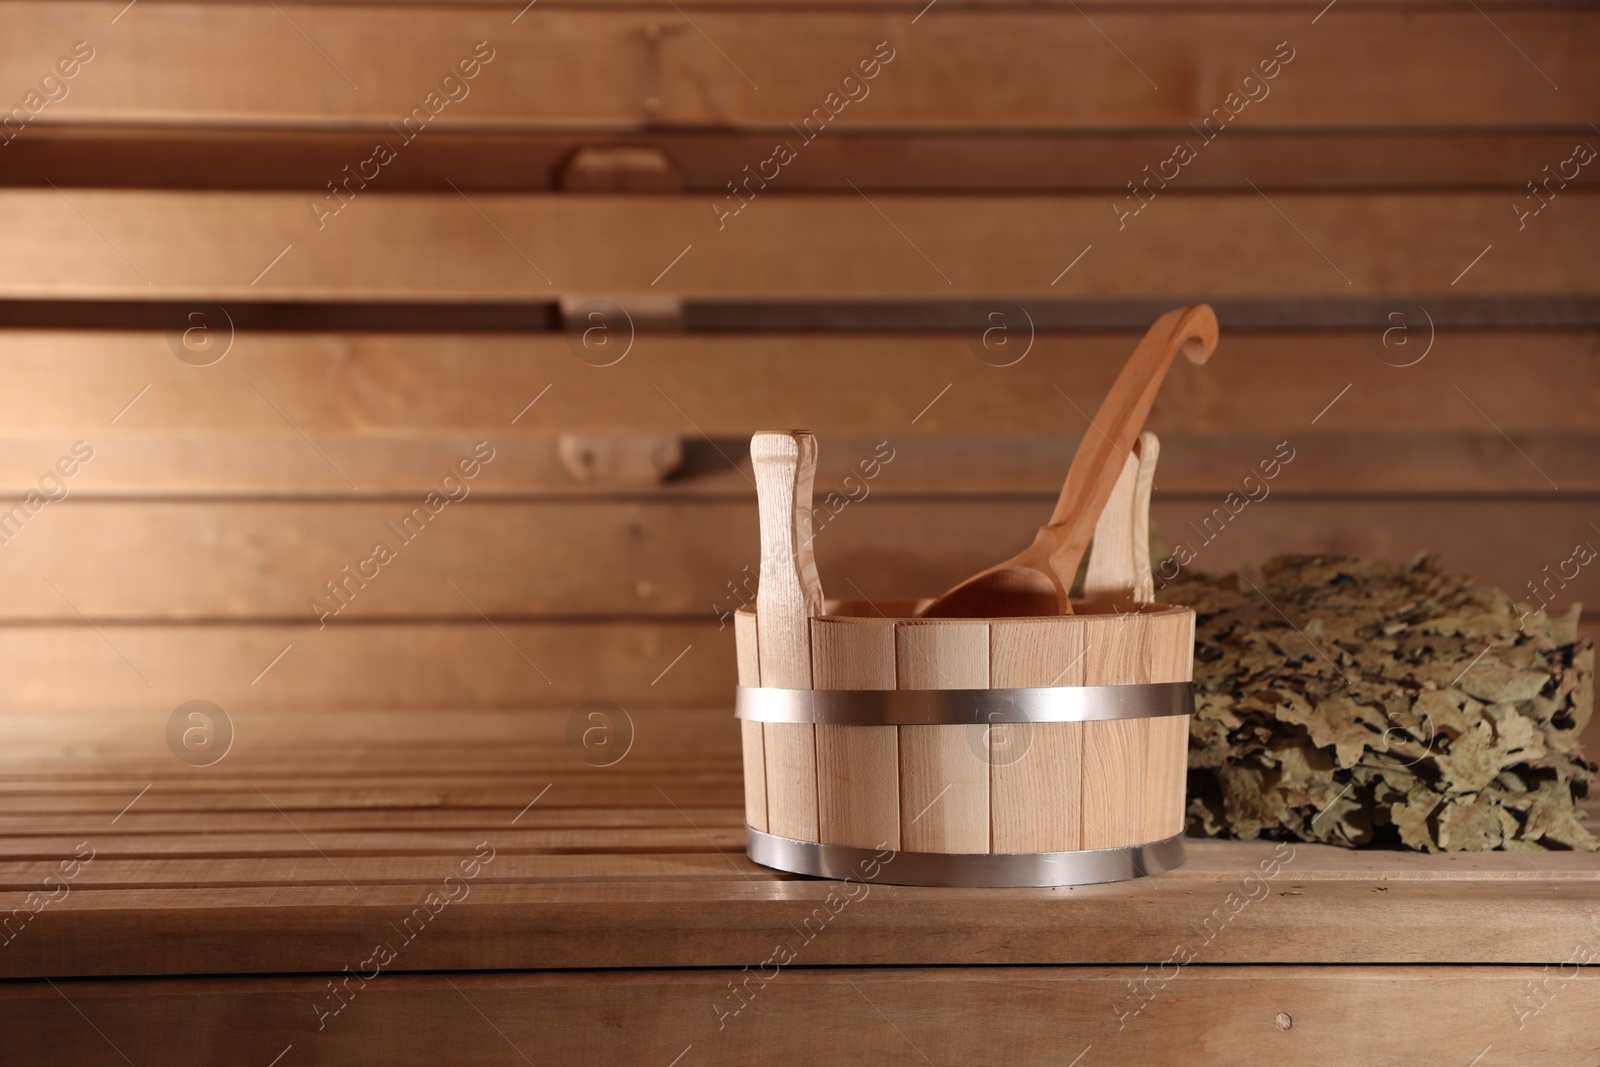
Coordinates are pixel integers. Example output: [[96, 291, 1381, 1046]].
[[0, 621, 729, 712], [0, 710, 1595, 981], [4, 4, 1593, 130], [0, 330, 1592, 434], [0, 498, 1594, 621], [4, 966, 1598, 1066], [0, 192, 1589, 299], [11, 127, 1597, 193], [5, 431, 1600, 496]]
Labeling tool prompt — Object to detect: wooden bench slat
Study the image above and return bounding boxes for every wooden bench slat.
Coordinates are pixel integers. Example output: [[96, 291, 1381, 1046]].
[[2, 862, 1596, 974], [0, 707, 1588, 985], [1, 965, 1594, 1066]]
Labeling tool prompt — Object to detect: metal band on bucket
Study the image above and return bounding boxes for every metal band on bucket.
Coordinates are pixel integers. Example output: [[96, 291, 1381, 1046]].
[[735, 681, 1192, 726], [745, 827, 1185, 888]]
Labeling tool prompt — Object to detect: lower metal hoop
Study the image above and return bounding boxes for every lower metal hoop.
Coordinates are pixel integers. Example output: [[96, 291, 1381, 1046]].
[[745, 827, 1185, 888]]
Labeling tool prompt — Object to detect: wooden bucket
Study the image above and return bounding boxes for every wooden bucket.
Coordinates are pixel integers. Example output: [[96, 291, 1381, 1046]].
[[735, 431, 1193, 887]]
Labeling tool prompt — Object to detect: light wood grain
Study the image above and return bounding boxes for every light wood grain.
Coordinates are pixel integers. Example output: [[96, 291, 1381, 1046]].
[[0, 620, 732, 712], [5, 4, 1595, 131], [757, 708, 817, 840], [752, 431, 822, 689], [989, 615, 1095, 689], [811, 616, 899, 849], [733, 608, 760, 688], [1084, 444, 1145, 601], [989, 618, 1092, 853], [895, 620, 990, 853], [809, 616, 896, 691], [1, 192, 1591, 299], [812, 723, 899, 850], [1151, 608, 1197, 686], [4, 331, 1595, 440], [752, 432, 821, 840], [1081, 718, 1147, 850], [5, 498, 1595, 623], [1085, 432, 1159, 602], [1077, 608, 1189, 848], [1147, 713, 1192, 841], [739, 723, 767, 833], [989, 722, 1083, 853], [1129, 433, 1159, 603]]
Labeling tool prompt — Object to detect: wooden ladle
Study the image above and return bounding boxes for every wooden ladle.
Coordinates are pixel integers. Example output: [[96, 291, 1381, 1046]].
[[918, 304, 1218, 618]]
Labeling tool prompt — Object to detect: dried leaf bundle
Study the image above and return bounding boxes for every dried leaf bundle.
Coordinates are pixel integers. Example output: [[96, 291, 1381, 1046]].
[[1160, 554, 1596, 851]]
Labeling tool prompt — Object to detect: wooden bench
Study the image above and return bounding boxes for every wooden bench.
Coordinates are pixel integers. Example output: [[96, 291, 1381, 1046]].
[[2, 0, 1596, 1060], [3, 710, 1598, 1063]]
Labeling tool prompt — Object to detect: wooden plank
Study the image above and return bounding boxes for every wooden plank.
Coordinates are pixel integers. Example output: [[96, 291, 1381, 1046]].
[[7, 828, 1600, 885], [0, 192, 1590, 299], [6, 866, 1600, 976], [5, 5, 1594, 130], [0, 620, 736, 712], [734, 609, 766, 831], [2, 332, 1594, 441], [2, 497, 1598, 622], [988, 618, 1091, 853], [1084, 443, 1147, 601], [739, 722, 767, 832], [810, 616, 899, 849], [895, 619, 989, 853], [733, 609, 760, 688], [751, 431, 821, 689], [0, 706, 1594, 983], [1147, 712, 1192, 841], [752, 432, 822, 841], [1079, 611, 1152, 850], [1080, 718, 1147, 850], [812, 724, 899, 849], [9, 125, 1592, 192], [0, 594, 1575, 719], [4, 428, 1600, 496], [1, 966, 1595, 1067], [759, 724, 817, 840]]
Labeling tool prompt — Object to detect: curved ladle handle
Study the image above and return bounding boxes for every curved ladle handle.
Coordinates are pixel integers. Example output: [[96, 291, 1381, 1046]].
[[1040, 305, 1216, 602], [1046, 305, 1216, 530]]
